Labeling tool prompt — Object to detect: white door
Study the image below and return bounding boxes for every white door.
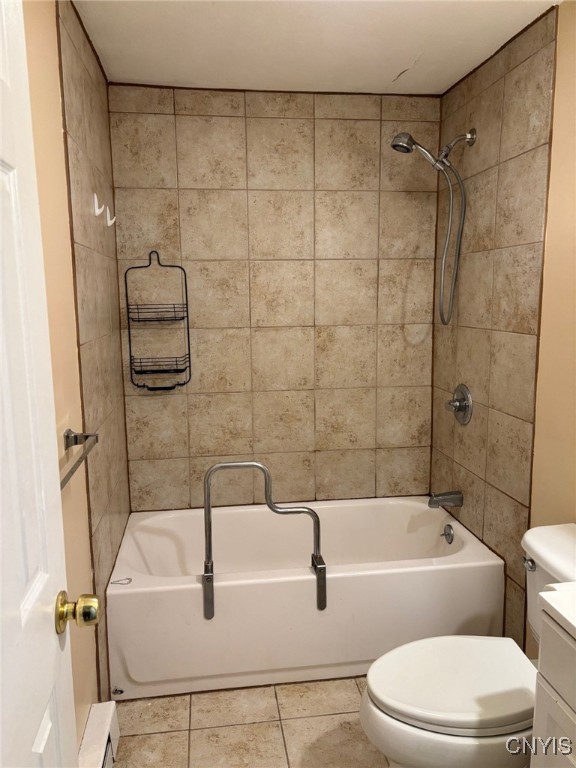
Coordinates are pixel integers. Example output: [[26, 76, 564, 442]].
[[1, 0, 78, 766]]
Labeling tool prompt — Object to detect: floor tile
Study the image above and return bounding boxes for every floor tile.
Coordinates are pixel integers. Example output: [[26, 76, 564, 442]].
[[114, 732, 189, 768], [188, 721, 288, 768], [117, 695, 190, 736], [190, 686, 279, 729], [282, 713, 388, 768], [356, 676, 367, 695], [276, 679, 361, 719]]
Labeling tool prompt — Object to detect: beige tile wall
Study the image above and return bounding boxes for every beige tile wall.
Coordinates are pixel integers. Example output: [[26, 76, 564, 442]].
[[110, 88, 440, 508], [58, 1, 130, 699], [433, 11, 556, 647]]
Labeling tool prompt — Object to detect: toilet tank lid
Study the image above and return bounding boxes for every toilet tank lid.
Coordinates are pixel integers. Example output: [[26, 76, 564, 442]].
[[522, 524, 576, 582]]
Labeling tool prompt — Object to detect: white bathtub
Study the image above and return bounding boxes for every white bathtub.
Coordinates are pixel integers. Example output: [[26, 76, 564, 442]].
[[107, 496, 504, 700]]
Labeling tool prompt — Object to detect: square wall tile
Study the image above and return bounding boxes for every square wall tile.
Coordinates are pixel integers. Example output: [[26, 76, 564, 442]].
[[457, 251, 493, 329], [467, 48, 509, 102], [484, 484, 529, 586], [462, 167, 498, 254], [188, 392, 253, 456], [110, 113, 177, 188], [125, 395, 188, 460], [247, 118, 314, 189], [75, 245, 111, 344], [190, 686, 278, 729], [507, 10, 556, 71], [376, 447, 430, 496], [432, 387, 455, 456], [129, 458, 190, 511], [453, 402, 488, 478], [378, 260, 434, 324], [315, 326, 377, 388], [492, 244, 543, 334], [180, 190, 248, 260], [379, 191, 436, 259], [315, 120, 380, 190], [251, 327, 314, 391], [463, 79, 504, 178], [377, 324, 432, 387], [431, 448, 453, 492], [253, 452, 315, 503], [315, 191, 379, 259], [189, 454, 254, 507], [109, 85, 174, 114], [175, 89, 245, 116], [456, 327, 491, 406], [115, 189, 180, 261], [248, 191, 314, 260], [381, 121, 439, 191], [80, 335, 116, 431], [246, 92, 313, 118], [377, 386, 431, 448], [495, 145, 549, 248], [315, 94, 381, 120], [253, 391, 315, 452], [452, 463, 485, 539], [176, 115, 246, 188], [505, 577, 525, 648], [381, 95, 440, 121], [250, 261, 314, 327], [315, 388, 376, 450], [486, 409, 533, 505], [187, 261, 250, 328], [315, 261, 378, 325], [189, 329, 251, 393], [315, 450, 376, 500], [489, 332, 537, 422], [433, 324, 456, 393]]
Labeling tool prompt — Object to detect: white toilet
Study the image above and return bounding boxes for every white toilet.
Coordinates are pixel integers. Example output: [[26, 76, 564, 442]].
[[360, 524, 576, 768]]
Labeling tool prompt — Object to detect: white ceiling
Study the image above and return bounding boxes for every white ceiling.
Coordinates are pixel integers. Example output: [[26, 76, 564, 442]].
[[75, 0, 555, 95]]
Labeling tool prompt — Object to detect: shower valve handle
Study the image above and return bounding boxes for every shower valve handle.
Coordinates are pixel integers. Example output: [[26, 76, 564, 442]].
[[444, 384, 473, 425], [445, 397, 466, 413]]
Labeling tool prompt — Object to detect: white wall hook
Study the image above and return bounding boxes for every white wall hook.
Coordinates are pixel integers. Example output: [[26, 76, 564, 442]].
[[94, 193, 105, 216], [106, 207, 116, 227]]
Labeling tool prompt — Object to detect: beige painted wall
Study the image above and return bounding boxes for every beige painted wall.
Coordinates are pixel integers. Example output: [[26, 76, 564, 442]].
[[531, 1, 576, 527], [23, 0, 98, 746]]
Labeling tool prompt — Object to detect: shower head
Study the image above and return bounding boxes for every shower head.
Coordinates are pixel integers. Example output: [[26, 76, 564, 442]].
[[390, 132, 415, 154], [391, 132, 442, 170]]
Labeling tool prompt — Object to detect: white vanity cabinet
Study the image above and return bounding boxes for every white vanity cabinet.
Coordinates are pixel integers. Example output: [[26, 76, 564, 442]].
[[532, 587, 576, 767]]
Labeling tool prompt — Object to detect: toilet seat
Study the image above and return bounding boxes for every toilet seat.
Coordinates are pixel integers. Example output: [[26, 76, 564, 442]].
[[367, 636, 537, 737]]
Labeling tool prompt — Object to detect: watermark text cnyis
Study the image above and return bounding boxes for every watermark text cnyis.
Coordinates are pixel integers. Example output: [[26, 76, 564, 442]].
[[506, 737, 573, 757]]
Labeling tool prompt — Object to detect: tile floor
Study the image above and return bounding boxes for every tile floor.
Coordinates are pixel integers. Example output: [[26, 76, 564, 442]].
[[114, 677, 389, 768]]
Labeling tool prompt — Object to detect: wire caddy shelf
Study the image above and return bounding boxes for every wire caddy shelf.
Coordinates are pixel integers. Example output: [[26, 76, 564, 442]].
[[124, 250, 191, 391]]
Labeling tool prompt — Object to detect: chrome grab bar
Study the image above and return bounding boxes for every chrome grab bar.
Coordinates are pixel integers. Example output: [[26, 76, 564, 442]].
[[202, 461, 327, 619]]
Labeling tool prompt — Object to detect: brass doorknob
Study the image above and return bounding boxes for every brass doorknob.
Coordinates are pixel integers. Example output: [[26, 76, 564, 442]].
[[55, 590, 100, 635]]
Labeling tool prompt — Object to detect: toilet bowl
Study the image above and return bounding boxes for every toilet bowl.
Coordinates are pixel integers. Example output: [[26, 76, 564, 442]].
[[360, 635, 536, 768], [359, 523, 576, 768]]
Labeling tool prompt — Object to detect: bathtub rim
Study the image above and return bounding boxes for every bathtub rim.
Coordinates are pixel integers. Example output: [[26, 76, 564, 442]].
[[108, 495, 503, 591]]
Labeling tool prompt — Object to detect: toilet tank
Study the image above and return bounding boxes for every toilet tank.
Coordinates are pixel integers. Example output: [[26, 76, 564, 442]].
[[522, 523, 576, 641]]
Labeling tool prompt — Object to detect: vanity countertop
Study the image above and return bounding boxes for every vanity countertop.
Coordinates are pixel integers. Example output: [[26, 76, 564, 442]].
[[539, 582, 576, 638]]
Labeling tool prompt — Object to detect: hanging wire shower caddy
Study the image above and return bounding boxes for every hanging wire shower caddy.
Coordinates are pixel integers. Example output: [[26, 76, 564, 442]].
[[125, 250, 191, 391]]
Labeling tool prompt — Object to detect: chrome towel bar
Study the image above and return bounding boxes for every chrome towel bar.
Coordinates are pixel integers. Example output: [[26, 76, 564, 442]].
[[59, 429, 98, 490]]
